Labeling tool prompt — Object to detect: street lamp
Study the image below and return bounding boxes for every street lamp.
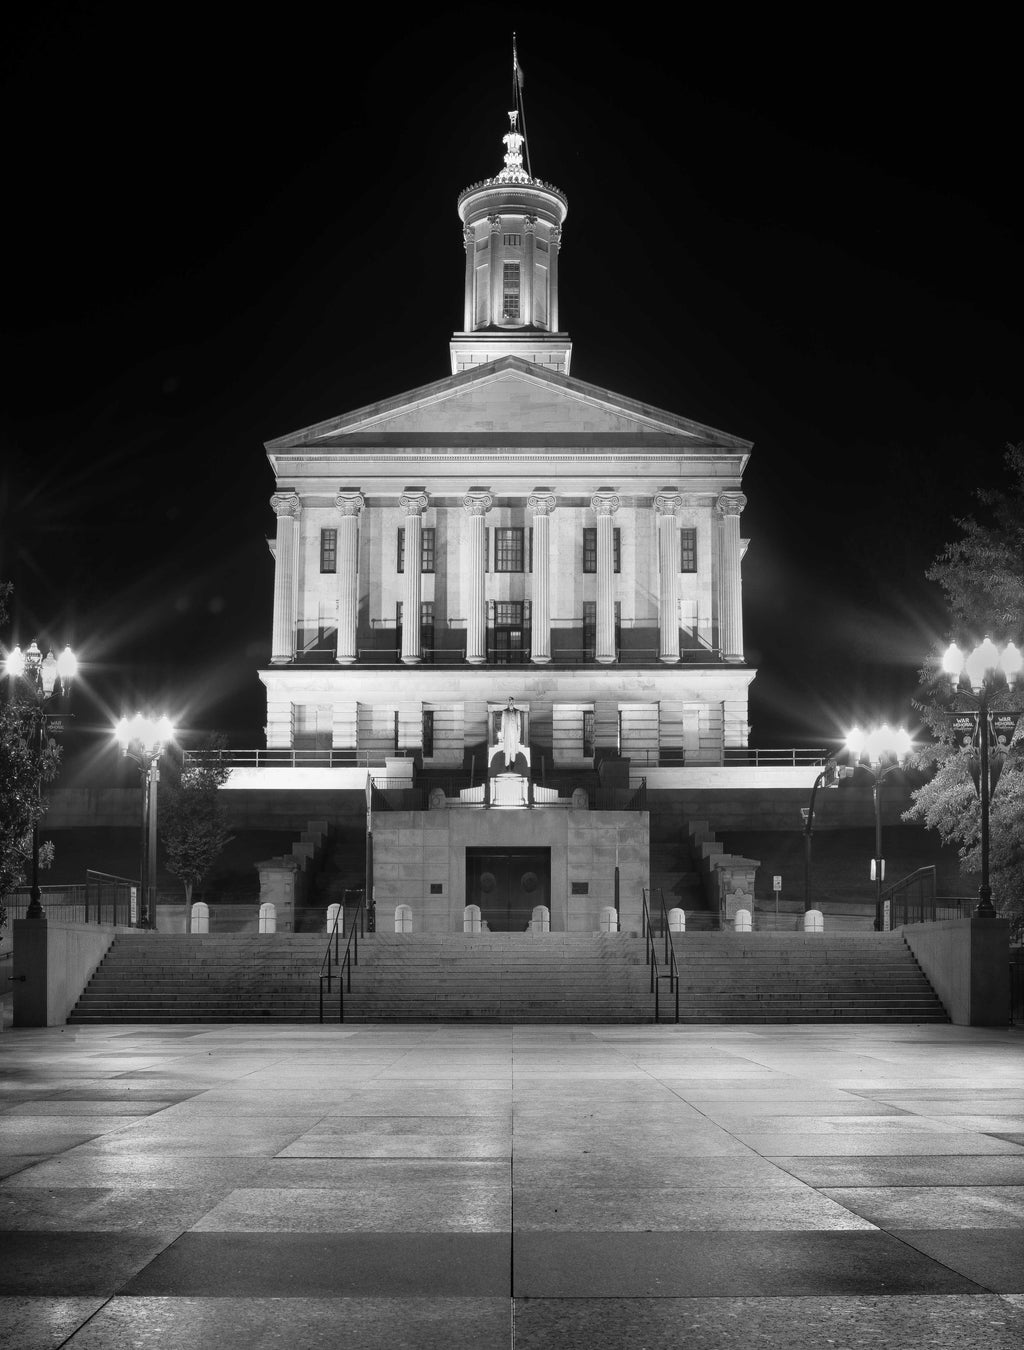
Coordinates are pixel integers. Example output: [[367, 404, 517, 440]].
[[4, 640, 78, 920], [115, 713, 175, 929], [941, 636, 1024, 919], [845, 724, 913, 931], [801, 759, 855, 912]]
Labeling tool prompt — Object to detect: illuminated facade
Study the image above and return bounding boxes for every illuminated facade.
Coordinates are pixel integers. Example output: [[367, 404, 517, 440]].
[[253, 110, 757, 932]]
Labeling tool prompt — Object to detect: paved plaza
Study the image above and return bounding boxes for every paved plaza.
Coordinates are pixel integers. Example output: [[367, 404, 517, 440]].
[[1, 1021, 1023, 1348]]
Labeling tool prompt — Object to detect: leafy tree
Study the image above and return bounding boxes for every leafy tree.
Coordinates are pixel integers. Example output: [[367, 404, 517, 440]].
[[904, 445, 1024, 935], [159, 734, 233, 931], [0, 583, 62, 927]]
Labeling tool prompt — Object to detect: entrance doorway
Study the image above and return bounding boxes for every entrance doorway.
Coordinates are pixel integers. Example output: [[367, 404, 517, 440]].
[[466, 847, 551, 932]]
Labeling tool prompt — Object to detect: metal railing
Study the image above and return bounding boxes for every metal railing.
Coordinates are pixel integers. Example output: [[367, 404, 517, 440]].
[[185, 748, 415, 771], [2, 872, 136, 926], [641, 887, 680, 1023], [881, 867, 973, 929], [319, 891, 367, 1023]]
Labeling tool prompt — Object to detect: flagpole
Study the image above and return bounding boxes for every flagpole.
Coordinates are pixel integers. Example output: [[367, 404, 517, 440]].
[[513, 33, 532, 179]]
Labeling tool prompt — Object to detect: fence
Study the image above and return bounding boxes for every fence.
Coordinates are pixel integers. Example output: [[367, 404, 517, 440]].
[[2, 872, 137, 926]]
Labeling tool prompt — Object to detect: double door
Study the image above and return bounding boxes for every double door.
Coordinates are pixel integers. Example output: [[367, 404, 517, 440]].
[[466, 848, 550, 932]]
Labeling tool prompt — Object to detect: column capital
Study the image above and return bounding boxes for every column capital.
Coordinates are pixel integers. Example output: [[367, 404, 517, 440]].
[[400, 491, 429, 516], [653, 492, 683, 516], [463, 492, 494, 516], [488, 214, 502, 233], [591, 492, 620, 517], [550, 224, 562, 250], [716, 492, 747, 517], [334, 492, 365, 517], [524, 215, 537, 234], [270, 492, 301, 518], [528, 492, 557, 516], [463, 223, 475, 251]]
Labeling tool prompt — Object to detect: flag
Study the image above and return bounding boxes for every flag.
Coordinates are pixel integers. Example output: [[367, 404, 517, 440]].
[[513, 35, 524, 89]]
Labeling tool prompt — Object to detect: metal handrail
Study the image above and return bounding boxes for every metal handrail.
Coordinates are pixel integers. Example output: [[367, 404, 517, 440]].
[[881, 867, 973, 928], [318, 891, 366, 1022], [641, 887, 680, 1022]]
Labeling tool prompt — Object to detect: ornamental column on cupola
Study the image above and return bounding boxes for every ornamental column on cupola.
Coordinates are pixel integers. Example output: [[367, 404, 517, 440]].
[[451, 110, 570, 374]]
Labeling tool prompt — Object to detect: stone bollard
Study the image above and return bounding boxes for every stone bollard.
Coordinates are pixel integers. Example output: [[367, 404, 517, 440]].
[[258, 902, 277, 934], [668, 907, 686, 933], [734, 908, 752, 933], [463, 904, 482, 934], [395, 904, 413, 934], [530, 905, 551, 933], [599, 905, 618, 933], [326, 903, 342, 934], [190, 901, 210, 934], [804, 909, 824, 933]]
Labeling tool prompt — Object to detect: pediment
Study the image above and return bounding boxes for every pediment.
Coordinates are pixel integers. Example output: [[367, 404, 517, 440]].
[[265, 357, 751, 454]]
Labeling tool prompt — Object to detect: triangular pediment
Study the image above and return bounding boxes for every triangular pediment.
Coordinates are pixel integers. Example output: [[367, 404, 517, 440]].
[[265, 357, 751, 454]]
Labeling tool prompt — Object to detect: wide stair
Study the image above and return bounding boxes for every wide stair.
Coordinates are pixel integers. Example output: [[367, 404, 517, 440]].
[[665, 932, 949, 1023], [66, 931, 949, 1025]]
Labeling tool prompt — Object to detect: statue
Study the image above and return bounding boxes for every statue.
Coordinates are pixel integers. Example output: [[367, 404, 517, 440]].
[[500, 697, 521, 764]]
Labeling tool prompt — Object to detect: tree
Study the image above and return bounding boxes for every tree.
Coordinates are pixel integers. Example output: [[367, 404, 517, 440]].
[[159, 734, 233, 931], [0, 583, 62, 928], [903, 445, 1024, 935]]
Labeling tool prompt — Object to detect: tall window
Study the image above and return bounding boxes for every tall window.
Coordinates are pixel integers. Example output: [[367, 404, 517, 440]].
[[502, 261, 521, 320], [397, 527, 436, 573], [582, 709, 595, 758], [494, 527, 525, 573], [422, 710, 435, 759], [492, 600, 525, 664], [320, 528, 337, 574], [680, 527, 697, 573], [583, 601, 621, 659], [583, 527, 621, 573]]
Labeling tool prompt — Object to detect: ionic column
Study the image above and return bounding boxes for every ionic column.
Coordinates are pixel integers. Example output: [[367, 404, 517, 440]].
[[523, 216, 536, 327], [400, 492, 429, 665], [334, 492, 364, 665], [592, 492, 619, 664], [654, 493, 682, 663], [528, 492, 556, 663], [488, 215, 502, 326], [462, 224, 475, 330], [716, 492, 747, 662], [270, 492, 301, 664], [549, 224, 562, 331], [463, 492, 493, 664]]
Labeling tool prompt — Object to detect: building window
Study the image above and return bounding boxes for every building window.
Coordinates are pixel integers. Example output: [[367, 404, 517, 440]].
[[680, 527, 697, 573], [422, 710, 435, 758], [583, 709, 595, 758], [502, 261, 521, 320], [494, 527, 525, 573], [397, 527, 436, 573], [493, 600, 525, 664], [320, 529, 337, 574], [502, 233, 523, 247], [583, 601, 621, 659], [583, 527, 621, 573]]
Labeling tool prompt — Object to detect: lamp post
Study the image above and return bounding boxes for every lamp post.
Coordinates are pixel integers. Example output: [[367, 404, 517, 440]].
[[941, 636, 1023, 919], [115, 713, 174, 929], [801, 759, 855, 912], [845, 724, 913, 931], [4, 640, 78, 920]]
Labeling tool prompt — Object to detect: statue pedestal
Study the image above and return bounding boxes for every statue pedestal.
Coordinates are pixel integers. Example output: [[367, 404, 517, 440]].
[[491, 773, 529, 807]]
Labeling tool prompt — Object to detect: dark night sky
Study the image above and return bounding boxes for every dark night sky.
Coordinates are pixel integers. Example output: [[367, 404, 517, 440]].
[[2, 6, 1021, 769]]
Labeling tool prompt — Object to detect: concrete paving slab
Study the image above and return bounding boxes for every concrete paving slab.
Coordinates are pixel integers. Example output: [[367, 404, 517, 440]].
[[123, 1232, 511, 1296], [54, 1296, 511, 1350], [821, 1186, 1024, 1228], [891, 1230, 1024, 1293], [512, 1294, 1024, 1349]]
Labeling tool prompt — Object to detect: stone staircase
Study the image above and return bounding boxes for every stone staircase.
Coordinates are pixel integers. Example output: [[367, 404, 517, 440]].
[[664, 932, 949, 1023], [66, 930, 949, 1026]]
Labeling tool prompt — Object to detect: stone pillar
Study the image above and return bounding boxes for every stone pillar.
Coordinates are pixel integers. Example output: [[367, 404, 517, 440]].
[[463, 492, 493, 665], [462, 223, 475, 330], [528, 492, 556, 663], [592, 492, 619, 664], [270, 492, 301, 664], [523, 216, 536, 326], [400, 491, 429, 665], [654, 493, 682, 663], [488, 215, 502, 326], [549, 225, 561, 332], [334, 492, 364, 665], [717, 492, 747, 662]]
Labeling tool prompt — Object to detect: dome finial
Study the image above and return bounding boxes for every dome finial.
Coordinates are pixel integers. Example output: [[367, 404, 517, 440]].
[[497, 109, 530, 184]]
